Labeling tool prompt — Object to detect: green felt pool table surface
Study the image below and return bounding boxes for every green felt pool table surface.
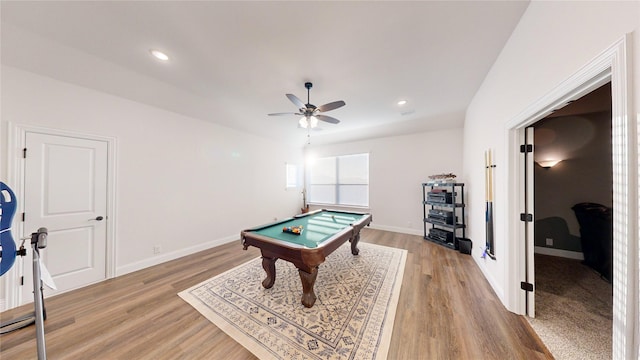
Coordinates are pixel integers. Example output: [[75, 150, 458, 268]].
[[249, 210, 368, 248]]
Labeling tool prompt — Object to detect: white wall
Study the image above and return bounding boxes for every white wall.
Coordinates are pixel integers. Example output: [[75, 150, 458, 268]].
[[464, 1, 639, 358], [305, 128, 463, 235], [0, 66, 302, 297]]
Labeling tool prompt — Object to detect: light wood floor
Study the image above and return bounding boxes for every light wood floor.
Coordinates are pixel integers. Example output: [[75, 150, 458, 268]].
[[1, 229, 552, 359]]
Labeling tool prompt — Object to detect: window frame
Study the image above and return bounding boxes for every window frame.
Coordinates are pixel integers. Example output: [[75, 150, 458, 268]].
[[285, 163, 298, 189], [306, 153, 369, 207]]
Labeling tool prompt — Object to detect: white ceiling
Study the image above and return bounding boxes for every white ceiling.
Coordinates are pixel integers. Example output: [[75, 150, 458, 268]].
[[1, 1, 529, 146]]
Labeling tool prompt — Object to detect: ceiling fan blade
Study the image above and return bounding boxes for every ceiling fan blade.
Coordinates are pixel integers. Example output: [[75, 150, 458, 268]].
[[286, 94, 306, 109], [317, 100, 345, 112], [315, 114, 340, 124], [268, 112, 298, 116]]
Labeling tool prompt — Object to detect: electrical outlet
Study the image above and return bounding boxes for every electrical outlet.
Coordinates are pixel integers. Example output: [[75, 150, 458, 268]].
[[545, 238, 553, 246], [153, 245, 161, 254]]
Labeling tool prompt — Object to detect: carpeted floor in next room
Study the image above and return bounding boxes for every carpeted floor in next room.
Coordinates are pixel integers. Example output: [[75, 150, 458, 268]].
[[527, 253, 613, 360]]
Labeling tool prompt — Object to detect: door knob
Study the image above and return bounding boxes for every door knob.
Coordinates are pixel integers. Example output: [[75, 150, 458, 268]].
[[90, 216, 104, 221]]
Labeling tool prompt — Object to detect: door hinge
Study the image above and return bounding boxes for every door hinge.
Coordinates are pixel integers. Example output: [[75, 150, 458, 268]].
[[520, 144, 533, 153], [20, 276, 24, 286], [521, 282, 534, 292], [23, 148, 27, 158], [520, 213, 532, 222], [22, 212, 25, 222]]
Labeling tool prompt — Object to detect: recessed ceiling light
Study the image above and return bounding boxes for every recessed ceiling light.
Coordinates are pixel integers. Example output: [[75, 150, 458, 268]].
[[397, 100, 407, 106], [149, 49, 169, 61]]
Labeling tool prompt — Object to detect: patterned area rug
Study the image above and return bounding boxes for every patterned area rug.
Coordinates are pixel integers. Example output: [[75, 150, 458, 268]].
[[179, 242, 407, 360]]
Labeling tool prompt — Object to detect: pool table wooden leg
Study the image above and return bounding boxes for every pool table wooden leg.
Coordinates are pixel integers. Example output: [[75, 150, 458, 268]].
[[350, 232, 361, 255], [298, 267, 318, 308], [261, 257, 277, 289]]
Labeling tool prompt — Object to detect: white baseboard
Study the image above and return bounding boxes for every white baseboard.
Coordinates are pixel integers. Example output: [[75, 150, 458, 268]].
[[116, 234, 239, 276], [368, 223, 423, 236], [112, 224, 423, 279], [111, 224, 438, 279], [534, 246, 584, 260], [473, 256, 506, 304]]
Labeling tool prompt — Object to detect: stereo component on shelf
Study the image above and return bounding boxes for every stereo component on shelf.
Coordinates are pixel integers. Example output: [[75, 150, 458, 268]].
[[427, 209, 456, 225], [428, 228, 454, 243], [426, 190, 454, 204]]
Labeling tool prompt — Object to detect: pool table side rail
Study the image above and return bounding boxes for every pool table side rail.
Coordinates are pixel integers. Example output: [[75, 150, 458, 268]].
[[240, 230, 340, 251], [240, 227, 353, 270], [242, 209, 372, 233], [243, 215, 303, 232]]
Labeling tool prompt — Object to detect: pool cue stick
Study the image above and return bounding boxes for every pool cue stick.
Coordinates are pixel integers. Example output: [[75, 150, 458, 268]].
[[485, 151, 489, 248], [485, 150, 494, 257]]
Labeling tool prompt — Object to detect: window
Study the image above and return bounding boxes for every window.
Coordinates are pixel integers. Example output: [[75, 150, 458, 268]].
[[286, 163, 298, 188], [307, 153, 369, 207]]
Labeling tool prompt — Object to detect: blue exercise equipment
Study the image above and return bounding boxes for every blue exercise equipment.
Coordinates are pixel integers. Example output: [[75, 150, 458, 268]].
[[0, 182, 49, 359], [1, 181, 18, 276]]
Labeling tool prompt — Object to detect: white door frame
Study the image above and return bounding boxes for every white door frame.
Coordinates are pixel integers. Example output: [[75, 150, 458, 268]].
[[4, 123, 117, 309], [505, 36, 636, 358]]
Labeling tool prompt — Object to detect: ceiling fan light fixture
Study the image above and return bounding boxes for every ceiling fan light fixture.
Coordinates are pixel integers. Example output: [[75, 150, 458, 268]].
[[149, 49, 169, 61], [299, 117, 309, 128], [309, 116, 319, 128]]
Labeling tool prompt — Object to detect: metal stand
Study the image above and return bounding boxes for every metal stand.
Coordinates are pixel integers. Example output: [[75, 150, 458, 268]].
[[0, 227, 49, 360]]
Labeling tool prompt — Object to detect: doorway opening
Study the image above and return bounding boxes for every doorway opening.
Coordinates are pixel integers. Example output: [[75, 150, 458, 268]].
[[527, 83, 613, 359], [506, 36, 635, 359]]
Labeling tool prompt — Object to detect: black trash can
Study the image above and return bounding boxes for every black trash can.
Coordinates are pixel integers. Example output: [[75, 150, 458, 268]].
[[458, 238, 472, 255], [571, 202, 613, 282]]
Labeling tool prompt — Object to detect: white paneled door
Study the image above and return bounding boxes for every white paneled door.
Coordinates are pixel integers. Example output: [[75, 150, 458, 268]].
[[21, 132, 108, 303], [524, 126, 535, 317]]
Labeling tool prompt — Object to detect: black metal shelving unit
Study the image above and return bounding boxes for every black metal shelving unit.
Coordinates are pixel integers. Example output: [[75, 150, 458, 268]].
[[422, 182, 466, 250]]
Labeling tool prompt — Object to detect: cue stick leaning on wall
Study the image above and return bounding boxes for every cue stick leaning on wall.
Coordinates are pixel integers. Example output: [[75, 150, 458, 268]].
[[485, 149, 495, 258]]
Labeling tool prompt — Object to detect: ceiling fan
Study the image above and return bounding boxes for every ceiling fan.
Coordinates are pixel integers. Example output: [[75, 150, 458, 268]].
[[268, 82, 345, 129]]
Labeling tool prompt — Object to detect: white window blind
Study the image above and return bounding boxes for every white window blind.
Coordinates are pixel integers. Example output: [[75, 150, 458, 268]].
[[286, 163, 298, 188], [308, 153, 369, 207]]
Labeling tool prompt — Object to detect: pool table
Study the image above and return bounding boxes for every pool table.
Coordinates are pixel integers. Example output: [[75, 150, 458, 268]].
[[241, 209, 372, 308]]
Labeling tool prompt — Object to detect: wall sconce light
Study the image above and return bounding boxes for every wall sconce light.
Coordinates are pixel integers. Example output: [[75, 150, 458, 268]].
[[537, 160, 562, 168]]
